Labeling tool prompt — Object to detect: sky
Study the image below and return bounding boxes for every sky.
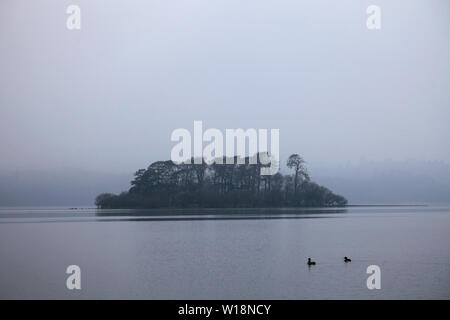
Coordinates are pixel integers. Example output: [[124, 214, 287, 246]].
[[1, 0, 449, 174]]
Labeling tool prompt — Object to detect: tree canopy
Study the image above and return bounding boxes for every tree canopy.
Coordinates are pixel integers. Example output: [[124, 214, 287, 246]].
[[96, 154, 347, 209]]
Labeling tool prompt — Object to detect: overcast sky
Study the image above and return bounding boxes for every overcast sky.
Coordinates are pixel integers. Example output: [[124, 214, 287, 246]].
[[1, 0, 449, 173]]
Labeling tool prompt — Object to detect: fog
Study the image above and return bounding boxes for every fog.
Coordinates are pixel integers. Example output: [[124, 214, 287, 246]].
[[0, 1, 449, 205], [1, 160, 449, 206]]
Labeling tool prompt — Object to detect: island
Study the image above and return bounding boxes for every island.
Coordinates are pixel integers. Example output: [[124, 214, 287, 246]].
[[95, 154, 347, 209]]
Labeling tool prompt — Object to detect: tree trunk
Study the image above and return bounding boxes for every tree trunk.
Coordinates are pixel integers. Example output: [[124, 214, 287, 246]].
[[294, 169, 298, 193]]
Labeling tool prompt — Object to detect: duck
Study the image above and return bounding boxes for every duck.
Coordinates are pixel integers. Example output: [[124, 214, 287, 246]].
[[344, 256, 352, 262], [307, 258, 316, 266]]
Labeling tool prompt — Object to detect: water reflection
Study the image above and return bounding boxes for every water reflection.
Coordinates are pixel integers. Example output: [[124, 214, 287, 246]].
[[95, 207, 349, 217]]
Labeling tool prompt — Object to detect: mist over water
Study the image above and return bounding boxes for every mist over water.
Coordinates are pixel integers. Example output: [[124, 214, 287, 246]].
[[2, 159, 450, 206]]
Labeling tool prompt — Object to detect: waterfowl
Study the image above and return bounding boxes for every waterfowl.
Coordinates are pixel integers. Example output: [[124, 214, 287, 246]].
[[307, 258, 316, 266], [344, 256, 352, 262]]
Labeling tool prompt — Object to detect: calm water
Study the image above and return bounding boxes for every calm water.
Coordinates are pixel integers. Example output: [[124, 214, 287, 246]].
[[0, 206, 449, 299]]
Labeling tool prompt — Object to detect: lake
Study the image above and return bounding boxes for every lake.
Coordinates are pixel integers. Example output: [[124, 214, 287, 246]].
[[0, 206, 449, 299]]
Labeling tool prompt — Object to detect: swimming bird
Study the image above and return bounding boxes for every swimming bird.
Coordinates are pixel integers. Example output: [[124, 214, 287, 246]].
[[307, 258, 316, 266], [344, 256, 352, 262]]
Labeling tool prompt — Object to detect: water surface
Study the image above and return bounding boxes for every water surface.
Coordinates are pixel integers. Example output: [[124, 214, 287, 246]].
[[0, 206, 449, 299]]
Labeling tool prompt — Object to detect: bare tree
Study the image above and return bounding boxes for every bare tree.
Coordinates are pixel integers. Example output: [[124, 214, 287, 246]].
[[286, 154, 310, 193]]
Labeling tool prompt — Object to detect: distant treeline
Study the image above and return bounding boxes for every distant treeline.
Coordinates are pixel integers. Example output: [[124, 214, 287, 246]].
[[96, 154, 347, 208]]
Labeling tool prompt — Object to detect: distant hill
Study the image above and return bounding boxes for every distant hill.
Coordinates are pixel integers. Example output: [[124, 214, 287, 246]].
[[311, 160, 450, 205]]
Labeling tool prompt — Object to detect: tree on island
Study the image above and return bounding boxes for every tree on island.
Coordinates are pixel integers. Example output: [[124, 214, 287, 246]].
[[96, 154, 347, 209], [286, 154, 310, 193]]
